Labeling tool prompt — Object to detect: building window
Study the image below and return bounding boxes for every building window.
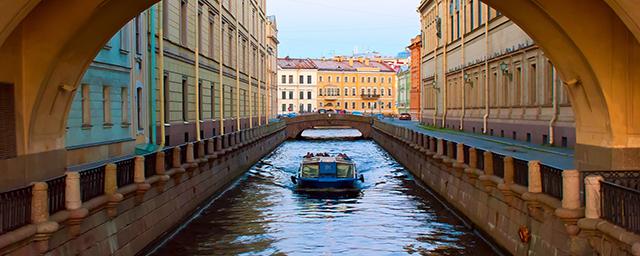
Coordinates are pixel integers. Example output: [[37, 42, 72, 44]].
[[162, 0, 169, 37], [352, 102, 355, 109], [344, 88, 348, 96], [344, 76, 348, 83], [182, 77, 188, 121], [120, 25, 130, 52], [103, 86, 112, 125], [352, 87, 356, 96], [300, 91, 304, 100], [180, 0, 188, 45], [529, 63, 537, 105], [308, 104, 312, 112], [388, 88, 392, 96], [373, 77, 377, 83], [135, 15, 142, 55], [211, 82, 216, 119], [344, 101, 348, 109], [352, 77, 356, 83], [319, 102, 323, 107], [307, 75, 312, 84], [289, 91, 293, 99], [281, 75, 286, 84], [307, 91, 312, 99], [367, 77, 371, 83], [299, 75, 304, 84], [281, 104, 286, 112], [361, 88, 365, 95], [328, 76, 332, 83], [163, 73, 170, 123], [209, 14, 215, 58], [336, 76, 340, 83], [300, 103, 304, 112], [337, 102, 340, 107], [388, 77, 392, 83], [136, 87, 143, 130], [288, 104, 293, 111], [319, 76, 323, 82], [81, 84, 91, 127], [381, 88, 385, 96], [361, 77, 364, 83], [288, 75, 293, 84], [319, 89, 323, 96], [197, 3, 203, 50], [361, 102, 365, 108], [281, 91, 286, 99]]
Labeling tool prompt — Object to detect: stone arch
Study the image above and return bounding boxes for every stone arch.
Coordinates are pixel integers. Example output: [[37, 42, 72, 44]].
[[482, 0, 640, 169], [0, 0, 158, 175], [284, 115, 373, 139]]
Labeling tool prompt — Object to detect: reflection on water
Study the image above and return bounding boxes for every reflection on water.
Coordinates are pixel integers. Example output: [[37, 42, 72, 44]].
[[301, 128, 362, 139], [151, 129, 496, 255]]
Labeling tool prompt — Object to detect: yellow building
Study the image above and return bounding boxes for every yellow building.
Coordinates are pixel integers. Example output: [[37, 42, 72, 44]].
[[314, 57, 397, 115]]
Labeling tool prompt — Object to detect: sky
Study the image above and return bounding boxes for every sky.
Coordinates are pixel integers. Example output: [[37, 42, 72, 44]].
[[267, 0, 421, 59]]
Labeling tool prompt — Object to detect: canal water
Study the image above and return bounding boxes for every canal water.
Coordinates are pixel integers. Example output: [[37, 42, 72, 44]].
[[149, 129, 496, 255]]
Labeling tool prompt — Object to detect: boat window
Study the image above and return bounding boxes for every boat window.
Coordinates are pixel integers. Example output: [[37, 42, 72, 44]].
[[301, 164, 319, 178], [336, 164, 354, 178]]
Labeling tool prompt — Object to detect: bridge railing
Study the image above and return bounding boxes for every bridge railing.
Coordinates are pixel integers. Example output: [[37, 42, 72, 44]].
[[0, 185, 32, 235]]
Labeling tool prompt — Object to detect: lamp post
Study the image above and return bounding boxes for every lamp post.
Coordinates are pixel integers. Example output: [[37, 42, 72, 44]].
[[500, 61, 513, 81]]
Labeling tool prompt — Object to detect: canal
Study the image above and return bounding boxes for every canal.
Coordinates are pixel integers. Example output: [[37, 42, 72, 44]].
[[148, 129, 497, 255]]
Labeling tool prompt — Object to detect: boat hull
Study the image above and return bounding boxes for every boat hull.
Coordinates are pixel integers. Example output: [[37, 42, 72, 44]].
[[297, 178, 358, 190]]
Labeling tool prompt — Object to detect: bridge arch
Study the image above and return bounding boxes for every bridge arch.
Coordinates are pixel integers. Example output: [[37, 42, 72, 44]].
[[0, 0, 638, 170], [284, 114, 373, 139]]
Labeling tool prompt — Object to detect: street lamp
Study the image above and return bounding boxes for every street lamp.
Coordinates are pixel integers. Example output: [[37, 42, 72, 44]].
[[500, 61, 513, 81], [464, 73, 473, 87]]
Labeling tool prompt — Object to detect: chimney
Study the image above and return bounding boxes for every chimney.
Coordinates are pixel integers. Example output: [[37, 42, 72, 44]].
[[365, 58, 370, 66], [348, 58, 354, 67]]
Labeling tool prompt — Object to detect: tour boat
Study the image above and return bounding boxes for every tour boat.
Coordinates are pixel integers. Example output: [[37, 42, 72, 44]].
[[291, 152, 364, 191]]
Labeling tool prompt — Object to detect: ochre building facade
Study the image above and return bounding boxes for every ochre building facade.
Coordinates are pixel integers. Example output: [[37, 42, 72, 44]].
[[418, 0, 575, 148]]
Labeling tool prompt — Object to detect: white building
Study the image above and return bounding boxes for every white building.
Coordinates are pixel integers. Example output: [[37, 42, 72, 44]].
[[277, 58, 318, 114]]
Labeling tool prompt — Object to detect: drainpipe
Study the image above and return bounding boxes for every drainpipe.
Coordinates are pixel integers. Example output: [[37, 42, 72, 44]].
[[441, 5, 448, 129], [432, 27, 438, 126], [235, 11, 240, 131], [548, 66, 558, 145], [149, 6, 157, 145], [158, 2, 166, 147], [195, 1, 201, 141], [482, 6, 489, 134], [459, 2, 466, 131], [248, 45, 253, 128], [218, 0, 224, 134]]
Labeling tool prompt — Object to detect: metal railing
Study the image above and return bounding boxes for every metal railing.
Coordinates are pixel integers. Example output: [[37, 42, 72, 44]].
[[513, 158, 529, 187], [144, 152, 157, 178], [463, 145, 470, 165], [164, 147, 173, 170], [476, 149, 485, 170], [79, 166, 105, 202], [601, 180, 640, 234], [116, 158, 135, 187], [493, 154, 505, 178], [46, 175, 66, 214], [0, 185, 32, 235], [540, 164, 563, 199], [179, 144, 188, 164]]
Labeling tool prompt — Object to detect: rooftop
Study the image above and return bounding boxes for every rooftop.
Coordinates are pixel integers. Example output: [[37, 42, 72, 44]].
[[277, 57, 317, 69]]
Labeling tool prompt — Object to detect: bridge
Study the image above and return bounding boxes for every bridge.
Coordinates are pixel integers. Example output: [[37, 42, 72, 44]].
[[1, 0, 640, 255], [284, 114, 373, 139]]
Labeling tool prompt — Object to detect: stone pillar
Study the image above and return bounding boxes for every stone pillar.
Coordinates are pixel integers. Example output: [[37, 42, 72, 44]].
[[104, 163, 117, 194], [216, 136, 223, 152], [207, 139, 214, 155], [483, 151, 493, 176], [468, 148, 477, 169], [134, 156, 145, 183], [503, 156, 514, 184], [156, 151, 166, 175], [430, 137, 436, 152], [198, 140, 205, 159], [173, 147, 181, 167], [65, 172, 82, 210], [457, 143, 464, 163], [186, 143, 195, 163], [562, 169, 580, 210], [64, 171, 88, 237], [31, 182, 49, 224], [584, 175, 603, 219], [30, 182, 59, 254], [436, 139, 444, 156], [528, 160, 541, 193]]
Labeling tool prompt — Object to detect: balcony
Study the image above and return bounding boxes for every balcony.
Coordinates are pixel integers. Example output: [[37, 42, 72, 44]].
[[361, 93, 381, 100]]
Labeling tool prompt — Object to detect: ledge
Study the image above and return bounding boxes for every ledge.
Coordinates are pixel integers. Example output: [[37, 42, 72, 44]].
[[578, 218, 640, 250]]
